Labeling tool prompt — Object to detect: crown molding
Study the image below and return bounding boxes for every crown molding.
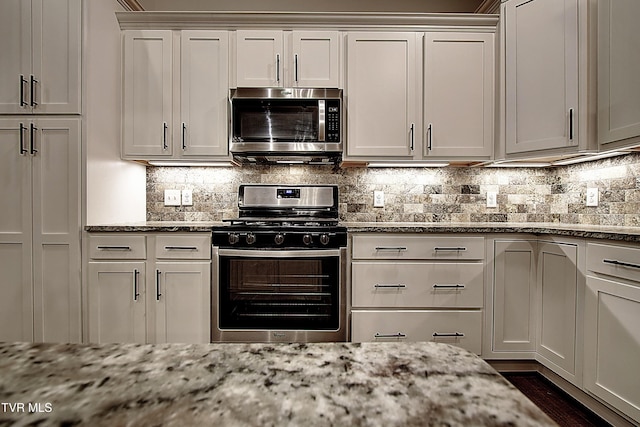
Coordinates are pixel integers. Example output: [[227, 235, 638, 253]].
[[117, 0, 144, 12], [475, 0, 501, 14], [116, 11, 498, 31]]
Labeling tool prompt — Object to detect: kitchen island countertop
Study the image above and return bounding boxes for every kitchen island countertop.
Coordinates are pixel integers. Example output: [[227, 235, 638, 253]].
[[0, 341, 555, 426]]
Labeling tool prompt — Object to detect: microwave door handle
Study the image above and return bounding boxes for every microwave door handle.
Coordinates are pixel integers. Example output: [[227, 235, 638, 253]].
[[318, 99, 326, 142]]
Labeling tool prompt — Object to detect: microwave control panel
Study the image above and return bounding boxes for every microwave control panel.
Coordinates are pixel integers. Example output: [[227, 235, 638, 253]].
[[325, 99, 341, 142]]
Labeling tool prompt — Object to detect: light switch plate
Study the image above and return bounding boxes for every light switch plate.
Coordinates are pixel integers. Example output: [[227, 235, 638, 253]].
[[486, 191, 498, 208], [182, 189, 193, 206], [164, 189, 181, 206], [586, 187, 599, 207], [373, 191, 384, 208]]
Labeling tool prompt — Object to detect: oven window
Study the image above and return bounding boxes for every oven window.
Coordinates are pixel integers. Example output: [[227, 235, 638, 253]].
[[218, 256, 339, 330], [232, 99, 319, 142]]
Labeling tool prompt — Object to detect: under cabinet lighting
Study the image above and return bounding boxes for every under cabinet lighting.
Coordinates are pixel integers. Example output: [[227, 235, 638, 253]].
[[148, 161, 234, 167], [487, 161, 551, 168], [551, 151, 628, 166], [367, 162, 450, 168]]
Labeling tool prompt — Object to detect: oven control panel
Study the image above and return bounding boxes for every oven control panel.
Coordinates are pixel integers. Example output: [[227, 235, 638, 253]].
[[213, 229, 347, 249]]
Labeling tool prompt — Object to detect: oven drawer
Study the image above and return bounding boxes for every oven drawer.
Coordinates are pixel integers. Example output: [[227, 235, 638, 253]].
[[352, 262, 483, 308], [587, 242, 640, 284], [155, 234, 211, 260], [89, 234, 146, 260], [352, 235, 484, 260], [351, 309, 482, 354]]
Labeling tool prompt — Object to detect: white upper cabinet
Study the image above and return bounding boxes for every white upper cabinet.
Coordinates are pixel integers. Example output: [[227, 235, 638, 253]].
[[598, 0, 640, 149], [122, 30, 230, 160], [235, 30, 340, 88], [0, 0, 81, 114], [423, 32, 494, 159], [504, 0, 581, 155], [345, 32, 421, 159]]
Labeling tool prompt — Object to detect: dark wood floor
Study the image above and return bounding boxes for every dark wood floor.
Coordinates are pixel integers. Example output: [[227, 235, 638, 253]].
[[502, 372, 611, 427]]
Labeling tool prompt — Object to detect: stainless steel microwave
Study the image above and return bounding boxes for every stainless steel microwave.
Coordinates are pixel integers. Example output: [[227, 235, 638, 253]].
[[229, 88, 342, 164]]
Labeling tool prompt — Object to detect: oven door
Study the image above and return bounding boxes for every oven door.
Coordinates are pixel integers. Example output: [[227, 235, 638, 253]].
[[212, 248, 347, 342]]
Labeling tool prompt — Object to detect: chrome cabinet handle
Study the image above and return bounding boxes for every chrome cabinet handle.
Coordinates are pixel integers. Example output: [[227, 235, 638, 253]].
[[29, 123, 37, 155], [19, 123, 28, 154], [276, 54, 280, 83], [434, 247, 467, 252], [30, 75, 38, 107], [181, 123, 187, 150], [133, 269, 140, 301], [603, 259, 640, 270], [19, 75, 28, 107], [375, 247, 407, 252], [569, 108, 574, 141], [97, 245, 132, 251], [409, 123, 415, 152], [375, 332, 406, 339], [433, 332, 464, 338], [374, 284, 406, 289], [164, 246, 198, 251], [432, 284, 465, 289], [294, 54, 299, 82], [427, 123, 433, 151], [162, 122, 168, 149], [156, 270, 162, 301]]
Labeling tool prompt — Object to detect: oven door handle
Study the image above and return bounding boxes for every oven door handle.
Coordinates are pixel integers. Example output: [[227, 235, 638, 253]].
[[217, 248, 342, 258]]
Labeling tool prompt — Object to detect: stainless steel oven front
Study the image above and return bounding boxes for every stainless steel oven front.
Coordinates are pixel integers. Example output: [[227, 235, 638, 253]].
[[212, 246, 347, 343]]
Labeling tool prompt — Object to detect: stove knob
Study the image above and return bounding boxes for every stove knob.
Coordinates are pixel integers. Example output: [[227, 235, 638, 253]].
[[302, 234, 313, 246], [228, 233, 240, 245], [274, 233, 285, 245], [245, 233, 256, 245], [320, 234, 330, 246]]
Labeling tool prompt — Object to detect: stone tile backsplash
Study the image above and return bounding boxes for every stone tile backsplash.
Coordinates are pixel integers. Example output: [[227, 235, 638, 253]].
[[147, 152, 640, 227]]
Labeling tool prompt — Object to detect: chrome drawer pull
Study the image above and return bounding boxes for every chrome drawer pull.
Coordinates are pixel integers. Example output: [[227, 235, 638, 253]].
[[434, 247, 467, 252], [375, 247, 407, 251], [133, 269, 140, 301], [432, 332, 464, 338], [375, 332, 406, 339], [164, 246, 198, 250], [603, 259, 640, 270], [374, 284, 406, 289], [432, 284, 465, 289], [97, 245, 132, 251]]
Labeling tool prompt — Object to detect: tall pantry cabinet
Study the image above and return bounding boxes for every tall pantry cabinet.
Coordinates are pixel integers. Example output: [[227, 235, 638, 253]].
[[0, 0, 81, 343]]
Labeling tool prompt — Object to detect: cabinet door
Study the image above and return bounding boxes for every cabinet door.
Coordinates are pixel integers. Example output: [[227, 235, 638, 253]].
[[585, 276, 640, 423], [88, 262, 146, 343], [346, 32, 421, 158], [290, 31, 340, 88], [493, 240, 537, 353], [236, 30, 283, 88], [154, 262, 211, 344], [31, 0, 81, 114], [598, 0, 640, 147], [180, 31, 229, 157], [31, 119, 81, 342], [424, 32, 493, 158], [0, 0, 31, 114], [505, 0, 579, 154], [537, 242, 577, 377], [122, 30, 173, 157], [0, 119, 33, 341]]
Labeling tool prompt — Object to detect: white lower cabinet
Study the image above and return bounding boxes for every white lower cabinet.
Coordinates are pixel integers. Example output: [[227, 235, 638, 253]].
[[350, 234, 484, 354], [585, 242, 640, 424], [88, 233, 211, 344]]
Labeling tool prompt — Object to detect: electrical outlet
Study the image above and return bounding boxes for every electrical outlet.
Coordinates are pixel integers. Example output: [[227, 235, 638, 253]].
[[373, 191, 385, 208], [586, 187, 599, 207], [486, 191, 498, 208], [182, 189, 193, 206], [164, 189, 181, 206]]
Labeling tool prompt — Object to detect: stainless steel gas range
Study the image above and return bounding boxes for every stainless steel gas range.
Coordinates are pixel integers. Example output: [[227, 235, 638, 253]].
[[211, 184, 347, 343]]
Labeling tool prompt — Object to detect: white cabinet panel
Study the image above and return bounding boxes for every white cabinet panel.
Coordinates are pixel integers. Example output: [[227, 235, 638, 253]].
[[235, 30, 284, 88]]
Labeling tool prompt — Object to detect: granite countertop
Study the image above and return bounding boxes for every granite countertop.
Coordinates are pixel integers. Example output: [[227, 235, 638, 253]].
[[85, 221, 640, 242], [0, 341, 554, 427]]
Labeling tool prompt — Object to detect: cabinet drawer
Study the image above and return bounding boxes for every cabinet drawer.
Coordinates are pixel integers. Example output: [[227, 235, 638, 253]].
[[155, 234, 211, 260], [587, 243, 640, 284], [352, 235, 484, 260], [352, 262, 483, 308], [351, 310, 482, 354], [89, 235, 146, 260]]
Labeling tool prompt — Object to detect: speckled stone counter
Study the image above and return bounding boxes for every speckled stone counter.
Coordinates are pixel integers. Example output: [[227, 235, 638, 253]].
[[0, 341, 555, 426]]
